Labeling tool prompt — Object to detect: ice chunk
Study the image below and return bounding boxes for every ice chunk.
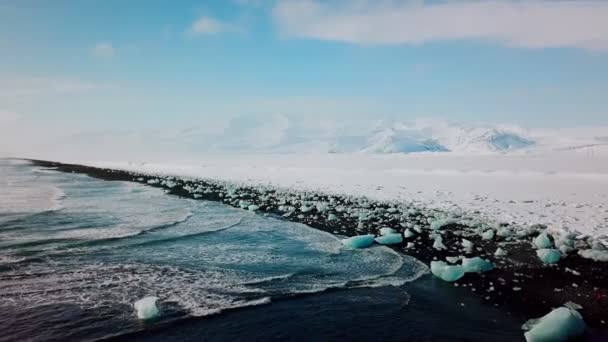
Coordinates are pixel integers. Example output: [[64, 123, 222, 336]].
[[134, 296, 159, 320], [534, 232, 553, 249], [403, 229, 415, 238], [481, 230, 494, 240], [341, 235, 375, 249], [379, 227, 397, 236], [433, 236, 446, 250], [461, 239, 474, 251], [316, 203, 328, 213], [495, 247, 508, 256], [523, 307, 585, 342], [462, 257, 493, 273], [430, 261, 465, 282], [375, 233, 403, 245], [430, 218, 457, 230], [406, 242, 415, 248], [327, 214, 338, 221], [497, 227, 511, 237], [577, 249, 608, 262], [248, 205, 259, 211], [446, 256, 460, 264], [536, 249, 561, 264]]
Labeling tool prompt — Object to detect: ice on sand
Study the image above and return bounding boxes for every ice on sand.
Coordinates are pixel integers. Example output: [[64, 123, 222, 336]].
[[461, 239, 474, 251], [462, 257, 493, 273], [494, 247, 508, 256], [481, 230, 494, 240], [379, 227, 397, 236], [534, 232, 553, 249], [342, 235, 375, 249], [536, 249, 561, 264], [578, 249, 608, 262], [430, 261, 465, 282], [375, 233, 403, 245], [433, 236, 447, 250], [523, 307, 585, 342], [430, 218, 457, 230], [134, 297, 159, 320]]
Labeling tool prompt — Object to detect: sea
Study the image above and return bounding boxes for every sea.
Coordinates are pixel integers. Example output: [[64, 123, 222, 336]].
[[0, 159, 523, 341]]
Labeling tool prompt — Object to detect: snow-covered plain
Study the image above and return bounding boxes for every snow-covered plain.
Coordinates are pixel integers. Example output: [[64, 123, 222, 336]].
[[82, 148, 608, 238]]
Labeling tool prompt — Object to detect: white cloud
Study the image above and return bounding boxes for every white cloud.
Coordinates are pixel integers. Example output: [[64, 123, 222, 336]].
[[272, 0, 608, 51], [93, 42, 114, 58], [188, 16, 240, 35]]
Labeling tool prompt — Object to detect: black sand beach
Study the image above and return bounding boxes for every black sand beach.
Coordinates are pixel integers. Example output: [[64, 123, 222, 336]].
[[30, 159, 608, 338]]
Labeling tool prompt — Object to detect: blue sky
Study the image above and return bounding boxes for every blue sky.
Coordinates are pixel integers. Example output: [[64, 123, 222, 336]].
[[1, 0, 608, 140]]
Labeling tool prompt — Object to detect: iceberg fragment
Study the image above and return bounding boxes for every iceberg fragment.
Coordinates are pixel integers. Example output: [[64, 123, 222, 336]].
[[536, 249, 561, 264], [430, 261, 465, 282], [375, 233, 403, 245], [341, 235, 375, 249], [403, 229, 415, 238], [433, 236, 446, 250], [523, 307, 585, 342], [462, 257, 494, 273], [494, 247, 508, 256], [461, 239, 474, 251], [534, 232, 553, 249], [379, 227, 397, 236], [578, 249, 608, 262], [430, 218, 457, 230], [481, 230, 494, 240], [327, 214, 338, 221], [248, 205, 259, 211], [134, 296, 159, 320]]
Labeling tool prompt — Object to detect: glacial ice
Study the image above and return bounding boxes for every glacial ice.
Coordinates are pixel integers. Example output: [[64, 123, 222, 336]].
[[430, 218, 457, 230], [578, 249, 608, 262], [327, 213, 337, 221], [433, 236, 447, 250], [375, 233, 403, 245], [446, 256, 460, 264], [536, 249, 561, 264], [494, 247, 508, 256], [461, 239, 474, 251], [523, 307, 585, 342], [534, 232, 553, 249], [403, 229, 415, 238], [462, 257, 493, 273], [481, 230, 494, 240], [379, 227, 397, 236], [248, 205, 259, 211], [341, 235, 375, 249], [430, 261, 465, 282], [134, 296, 159, 320]]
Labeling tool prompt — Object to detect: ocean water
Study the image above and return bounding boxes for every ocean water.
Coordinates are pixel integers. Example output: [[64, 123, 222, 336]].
[[0, 160, 523, 341]]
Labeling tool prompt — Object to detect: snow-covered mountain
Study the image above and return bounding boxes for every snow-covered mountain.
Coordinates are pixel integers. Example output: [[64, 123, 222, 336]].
[[8, 115, 608, 160]]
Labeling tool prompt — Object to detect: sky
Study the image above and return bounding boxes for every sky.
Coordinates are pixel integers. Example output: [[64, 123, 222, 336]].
[[1, 0, 608, 157]]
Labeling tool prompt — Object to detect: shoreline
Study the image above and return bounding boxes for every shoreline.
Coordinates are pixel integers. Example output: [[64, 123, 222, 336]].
[[28, 159, 608, 333]]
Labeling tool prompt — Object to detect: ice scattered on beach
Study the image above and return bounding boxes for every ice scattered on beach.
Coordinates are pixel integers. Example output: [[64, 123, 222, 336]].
[[536, 249, 561, 264], [341, 235, 375, 249], [379, 227, 397, 236], [375, 233, 403, 245], [494, 247, 508, 256], [523, 306, 585, 342], [430, 261, 465, 282], [578, 249, 608, 262], [534, 232, 553, 249], [134, 296, 159, 320], [461, 257, 493, 273]]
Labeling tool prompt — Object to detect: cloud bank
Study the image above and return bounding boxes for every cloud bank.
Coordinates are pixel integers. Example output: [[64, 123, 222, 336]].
[[273, 0, 608, 51]]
